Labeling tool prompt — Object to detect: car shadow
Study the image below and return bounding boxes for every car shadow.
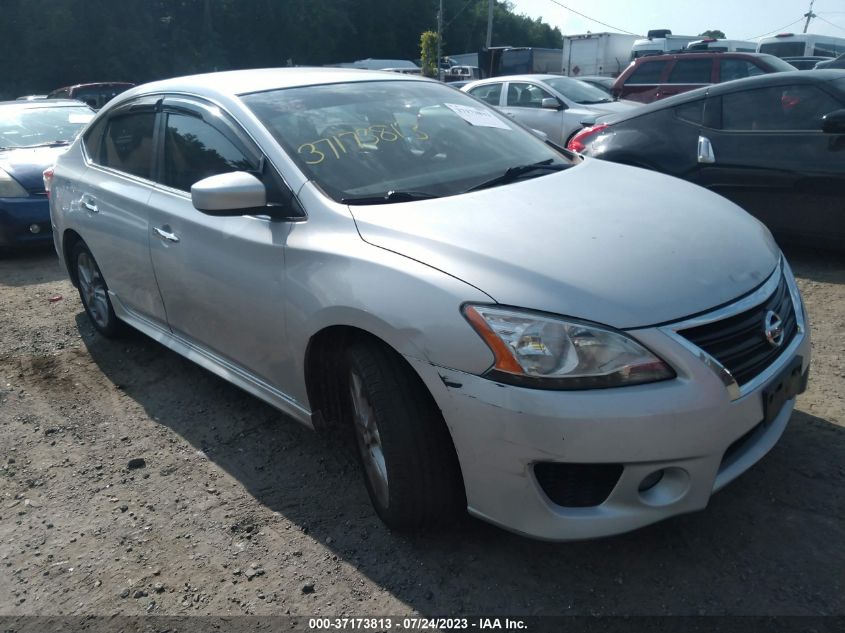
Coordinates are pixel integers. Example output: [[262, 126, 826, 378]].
[[781, 243, 845, 285], [0, 245, 66, 287], [77, 313, 844, 616]]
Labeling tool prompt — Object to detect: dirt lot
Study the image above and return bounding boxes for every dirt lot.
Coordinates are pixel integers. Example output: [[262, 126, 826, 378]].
[[0, 245, 843, 619]]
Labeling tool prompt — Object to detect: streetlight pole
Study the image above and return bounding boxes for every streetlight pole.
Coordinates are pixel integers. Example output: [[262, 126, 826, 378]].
[[486, 0, 494, 48], [436, 0, 443, 80], [803, 0, 816, 33]]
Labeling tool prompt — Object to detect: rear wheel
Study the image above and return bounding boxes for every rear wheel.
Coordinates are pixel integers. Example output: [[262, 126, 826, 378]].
[[71, 241, 123, 338], [345, 341, 465, 531]]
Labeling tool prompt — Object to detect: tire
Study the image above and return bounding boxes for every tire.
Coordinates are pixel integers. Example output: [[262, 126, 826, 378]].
[[345, 340, 465, 531], [71, 241, 123, 338]]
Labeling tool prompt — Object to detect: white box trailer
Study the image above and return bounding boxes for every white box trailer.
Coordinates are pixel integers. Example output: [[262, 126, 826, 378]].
[[562, 32, 639, 78]]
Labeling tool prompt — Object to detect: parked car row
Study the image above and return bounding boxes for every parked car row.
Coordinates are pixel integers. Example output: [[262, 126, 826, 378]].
[[0, 99, 95, 250], [45, 68, 810, 541], [462, 67, 845, 249], [464, 74, 634, 145]]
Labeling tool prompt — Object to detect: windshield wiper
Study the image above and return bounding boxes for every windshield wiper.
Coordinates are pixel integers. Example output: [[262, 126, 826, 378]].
[[578, 99, 612, 105], [20, 140, 71, 149], [341, 190, 440, 205], [465, 159, 570, 193]]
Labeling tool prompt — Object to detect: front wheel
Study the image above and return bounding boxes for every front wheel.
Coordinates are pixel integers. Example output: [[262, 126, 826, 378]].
[[71, 241, 123, 338], [346, 341, 465, 531]]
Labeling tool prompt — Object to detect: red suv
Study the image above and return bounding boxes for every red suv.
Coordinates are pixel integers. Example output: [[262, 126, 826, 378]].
[[611, 52, 796, 103]]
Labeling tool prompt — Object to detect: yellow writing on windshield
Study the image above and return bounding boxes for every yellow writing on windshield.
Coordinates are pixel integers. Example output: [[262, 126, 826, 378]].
[[297, 122, 429, 165]]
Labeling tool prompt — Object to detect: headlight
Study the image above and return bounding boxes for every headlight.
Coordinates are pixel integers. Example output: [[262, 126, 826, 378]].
[[0, 168, 28, 198], [463, 305, 675, 389]]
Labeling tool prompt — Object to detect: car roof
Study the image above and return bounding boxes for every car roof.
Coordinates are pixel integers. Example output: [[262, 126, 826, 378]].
[[0, 98, 92, 108], [51, 82, 135, 91], [113, 67, 431, 104], [631, 51, 772, 63], [596, 69, 845, 125], [466, 74, 560, 85]]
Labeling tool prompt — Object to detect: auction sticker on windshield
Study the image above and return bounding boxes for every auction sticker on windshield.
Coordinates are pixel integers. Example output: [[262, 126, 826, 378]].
[[444, 103, 511, 129]]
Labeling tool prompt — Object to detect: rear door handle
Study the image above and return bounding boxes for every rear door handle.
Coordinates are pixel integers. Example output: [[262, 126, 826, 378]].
[[81, 197, 98, 213], [697, 135, 716, 164], [152, 226, 180, 243]]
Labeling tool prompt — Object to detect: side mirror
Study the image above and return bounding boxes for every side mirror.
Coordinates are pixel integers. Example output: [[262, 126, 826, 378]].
[[541, 97, 563, 110], [821, 109, 845, 134], [191, 171, 267, 216]]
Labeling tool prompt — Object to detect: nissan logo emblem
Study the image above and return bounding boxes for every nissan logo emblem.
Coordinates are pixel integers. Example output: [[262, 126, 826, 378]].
[[764, 310, 785, 348]]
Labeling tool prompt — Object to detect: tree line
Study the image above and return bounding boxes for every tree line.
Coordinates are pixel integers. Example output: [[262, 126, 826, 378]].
[[0, 0, 562, 99]]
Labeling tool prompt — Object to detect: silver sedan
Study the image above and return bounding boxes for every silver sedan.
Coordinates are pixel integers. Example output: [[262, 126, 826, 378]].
[[48, 69, 809, 540], [463, 74, 635, 144]]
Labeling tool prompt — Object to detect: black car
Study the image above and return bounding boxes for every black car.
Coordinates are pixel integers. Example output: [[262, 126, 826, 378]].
[[569, 70, 845, 249], [815, 53, 845, 70]]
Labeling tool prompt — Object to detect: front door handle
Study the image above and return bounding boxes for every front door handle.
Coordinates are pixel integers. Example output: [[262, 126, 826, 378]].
[[81, 198, 98, 213], [697, 135, 716, 164], [152, 226, 180, 243]]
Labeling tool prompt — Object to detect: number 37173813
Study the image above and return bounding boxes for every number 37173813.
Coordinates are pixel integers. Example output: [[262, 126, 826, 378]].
[[297, 123, 429, 165]]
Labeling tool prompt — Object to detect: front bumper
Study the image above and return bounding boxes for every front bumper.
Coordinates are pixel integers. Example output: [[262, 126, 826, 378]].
[[407, 265, 810, 541], [0, 196, 52, 248]]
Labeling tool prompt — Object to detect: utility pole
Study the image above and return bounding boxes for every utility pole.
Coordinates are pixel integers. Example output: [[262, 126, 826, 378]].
[[437, 0, 443, 80], [803, 0, 816, 33], [486, 0, 494, 48]]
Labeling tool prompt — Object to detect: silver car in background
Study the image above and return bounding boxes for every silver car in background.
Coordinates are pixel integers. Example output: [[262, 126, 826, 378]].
[[48, 69, 809, 540], [462, 74, 636, 145]]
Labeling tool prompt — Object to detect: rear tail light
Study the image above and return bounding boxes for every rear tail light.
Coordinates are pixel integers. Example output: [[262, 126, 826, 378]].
[[43, 167, 54, 197], [567, 123, 609, 153]]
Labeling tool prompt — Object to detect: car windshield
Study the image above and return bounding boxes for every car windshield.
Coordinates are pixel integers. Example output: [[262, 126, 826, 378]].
[[759, 42, 805, 58], [0, 105, 95, 149], [758, 54, 804, 72], [542, 77, 613, 104], [241, 80, 572, 202]]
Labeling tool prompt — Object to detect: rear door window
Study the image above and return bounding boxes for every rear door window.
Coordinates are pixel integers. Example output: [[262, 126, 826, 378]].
[[720, 59, 766, 82], [625, 61, 669, 85], [467, 83, 502, 106], [100, 111, 156, 179], [721, 85, 843, 131], [505, 83, 554, 108], [667, 59, 713, 84]]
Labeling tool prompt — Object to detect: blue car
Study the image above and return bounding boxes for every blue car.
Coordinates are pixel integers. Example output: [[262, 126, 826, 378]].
[[0, 99, 94, 251]]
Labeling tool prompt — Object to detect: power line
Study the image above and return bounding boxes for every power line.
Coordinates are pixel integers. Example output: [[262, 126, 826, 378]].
[[815, 15, 845, 33], [444, 0, 475, 29], [545, 0, 641, 36], [741, 17, 805, 41]]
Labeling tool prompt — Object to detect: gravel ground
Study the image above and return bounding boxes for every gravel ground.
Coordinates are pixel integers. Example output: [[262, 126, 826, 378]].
[[0, 245, 842, 619]]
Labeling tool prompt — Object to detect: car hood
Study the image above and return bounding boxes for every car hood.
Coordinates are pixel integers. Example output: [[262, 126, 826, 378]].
[[349, 159, 779, 329], [572, 100, 634, 114], [0, 146, 67, 192]]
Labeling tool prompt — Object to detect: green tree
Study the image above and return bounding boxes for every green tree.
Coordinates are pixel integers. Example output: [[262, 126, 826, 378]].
[[699, 29, 726, 39], [420, 30, 439, 77]]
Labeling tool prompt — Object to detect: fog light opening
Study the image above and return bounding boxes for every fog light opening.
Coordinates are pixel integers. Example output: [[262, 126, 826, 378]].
[[638, 467, 690, 507], [638, 469, 664, 492], [29, 223, 41, 234]]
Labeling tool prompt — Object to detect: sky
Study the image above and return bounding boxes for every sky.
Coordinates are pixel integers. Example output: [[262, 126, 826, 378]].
[[507, 0, 845, 41]]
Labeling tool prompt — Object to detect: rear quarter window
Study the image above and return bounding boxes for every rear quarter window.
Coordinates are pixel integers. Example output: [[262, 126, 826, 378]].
[[675, 100, 705, 124], [82, 116, 107, 163], [468, 83, 502, 106]]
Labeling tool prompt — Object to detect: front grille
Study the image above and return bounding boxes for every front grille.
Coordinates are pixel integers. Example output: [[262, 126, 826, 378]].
[[534, 462, 623, 508], [678, 274, 797, 386]]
